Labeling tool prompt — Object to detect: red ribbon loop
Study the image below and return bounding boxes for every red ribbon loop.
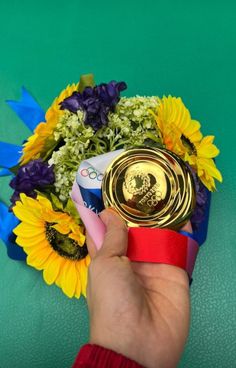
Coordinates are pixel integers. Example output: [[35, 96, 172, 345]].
[[127, 227, 199, 278]]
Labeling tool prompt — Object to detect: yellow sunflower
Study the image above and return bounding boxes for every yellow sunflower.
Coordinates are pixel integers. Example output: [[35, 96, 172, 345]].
[[152, 95, 222, 191], [12, 193, 90, 298], [20, 83, 79, 165], [186, 136, 222, 191]]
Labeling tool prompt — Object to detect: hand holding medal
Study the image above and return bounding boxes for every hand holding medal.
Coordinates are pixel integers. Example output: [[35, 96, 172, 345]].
[[73, 147, 198, 279]]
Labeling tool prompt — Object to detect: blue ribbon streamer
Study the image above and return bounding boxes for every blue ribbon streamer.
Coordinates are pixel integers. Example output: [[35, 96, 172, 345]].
[[0, 201, 26, 260], [0, 141, 22, 169], [0, 87, 46, 177], [6, 86, 45, 132], [180, 191, 211, 246], [0, 87, 45, 261], [192, 191, 211, 246], [0, 168, 13, 177]]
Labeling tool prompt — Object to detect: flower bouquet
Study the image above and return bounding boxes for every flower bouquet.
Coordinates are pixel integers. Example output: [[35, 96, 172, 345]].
[[0, 74, 222, 298]]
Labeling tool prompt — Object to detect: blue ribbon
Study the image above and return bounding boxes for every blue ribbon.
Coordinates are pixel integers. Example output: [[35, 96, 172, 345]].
[[6, 87, 45, 132], [180, 191, 211, 246], [79, 186, 104, 214], [192, 191, 211, 246], [0, 201, 26, 260], [0, 87, 46, 261], [0, 141, 22, 170], [0, 87, 46, 177], [0, 168, 13, 177]]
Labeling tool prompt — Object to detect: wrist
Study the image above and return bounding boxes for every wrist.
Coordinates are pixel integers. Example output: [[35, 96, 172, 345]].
[[89, 335, 180, 368]]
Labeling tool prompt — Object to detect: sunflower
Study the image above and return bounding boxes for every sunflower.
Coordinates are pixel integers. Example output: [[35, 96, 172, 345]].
[[187, 136, 223, 191], [152, 95, 222, 191], [12, 193, 90, 298], [20, 83, 79, 165]]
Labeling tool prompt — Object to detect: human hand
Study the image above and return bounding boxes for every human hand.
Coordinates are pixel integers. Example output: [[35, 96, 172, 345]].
[[86, 209, 191, 368]]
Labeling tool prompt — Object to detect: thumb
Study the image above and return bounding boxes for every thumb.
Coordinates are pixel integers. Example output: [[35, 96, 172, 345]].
[[96, 208, 128, 258]]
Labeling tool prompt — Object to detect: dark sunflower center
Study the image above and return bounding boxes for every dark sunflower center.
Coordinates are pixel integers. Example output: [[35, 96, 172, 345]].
[[45, 223, 88, 260], [181, 135, 196, 155]]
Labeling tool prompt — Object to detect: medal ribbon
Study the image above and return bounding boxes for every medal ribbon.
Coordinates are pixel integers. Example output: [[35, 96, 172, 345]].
[[127, 227, 199, 278]]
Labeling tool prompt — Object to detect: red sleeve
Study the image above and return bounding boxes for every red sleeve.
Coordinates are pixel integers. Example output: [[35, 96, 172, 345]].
[[72, 344, 145, 368]]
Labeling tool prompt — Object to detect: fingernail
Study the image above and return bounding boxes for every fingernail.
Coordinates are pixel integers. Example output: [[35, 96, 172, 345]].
[[106, 207, 119, 215], [99, 208, 120, 226], [99, 207, 119, 217]]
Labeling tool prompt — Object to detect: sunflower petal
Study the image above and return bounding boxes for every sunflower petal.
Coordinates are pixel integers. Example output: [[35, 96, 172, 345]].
[[43, 253, 63, 285], [26, 245, 53, 270], [197, 136, 220, 158], [14, 222, 45, 237], [61, 260, 78, 298], [69, 232, 86, 246], [37, 196, 53, 211], [185, 120, 203, 142], [198, 158, 223, 182], [15, 233, 46, 247], [76, 259, 88, 297], [13, 205, 43, 226], [200, 174, 216, 191], [19, 193, 42, 209], [52, 223, 70, 235], [75, 273, 81, 299]]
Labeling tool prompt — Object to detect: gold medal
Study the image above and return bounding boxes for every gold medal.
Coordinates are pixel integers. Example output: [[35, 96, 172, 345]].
[[102, 147, 196, 230]]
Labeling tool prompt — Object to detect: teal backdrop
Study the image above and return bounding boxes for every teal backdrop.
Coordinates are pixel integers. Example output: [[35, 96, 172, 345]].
[[0, 1, 235, 367]]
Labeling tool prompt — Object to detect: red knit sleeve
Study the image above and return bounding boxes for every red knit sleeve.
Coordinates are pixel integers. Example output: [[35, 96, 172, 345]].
[[72, 344, 145, 368]]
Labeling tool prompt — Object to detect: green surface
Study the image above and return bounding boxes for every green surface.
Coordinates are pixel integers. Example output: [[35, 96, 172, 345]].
[[0, 1, 236, 367]]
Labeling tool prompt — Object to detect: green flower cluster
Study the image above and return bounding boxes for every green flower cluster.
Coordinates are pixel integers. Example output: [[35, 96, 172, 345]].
[[49, 111, 94, 201], [49, 97, 161, 202], [99, 96, 160, 151]]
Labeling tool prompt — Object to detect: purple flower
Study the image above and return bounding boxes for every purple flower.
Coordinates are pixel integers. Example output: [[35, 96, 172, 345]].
[[60, 80, 127, 131], [61, 92, 84, 113], [189, 167, 208, 230], [10, 159, 55, 205], [95, 81, 127, 108]]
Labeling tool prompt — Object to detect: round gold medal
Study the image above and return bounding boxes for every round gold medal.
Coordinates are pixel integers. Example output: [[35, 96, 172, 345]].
[[102, 147, 196, 230]]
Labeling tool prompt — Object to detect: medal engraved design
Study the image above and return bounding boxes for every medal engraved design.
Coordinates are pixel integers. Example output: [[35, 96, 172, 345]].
[[102, 147, 196, 230]]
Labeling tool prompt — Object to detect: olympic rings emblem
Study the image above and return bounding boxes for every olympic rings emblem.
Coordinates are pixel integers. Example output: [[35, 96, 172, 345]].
[[80, 166, 103, 181], [147, 191, 162, 207]]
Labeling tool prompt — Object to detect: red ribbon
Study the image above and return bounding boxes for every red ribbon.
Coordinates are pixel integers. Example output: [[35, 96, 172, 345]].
[[127, 228, 199, 278]]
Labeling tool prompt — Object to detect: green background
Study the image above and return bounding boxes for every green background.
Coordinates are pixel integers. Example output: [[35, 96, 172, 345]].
[[0, 1, 235, 367]]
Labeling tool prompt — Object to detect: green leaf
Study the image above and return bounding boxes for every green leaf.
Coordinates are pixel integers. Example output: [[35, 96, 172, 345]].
[[64, 198, 80, 222], [145, 131, 162, 144], [41, 138, 62, 162], [9, 163, 20, 175], [78, 74, 95, 93], [50, 193, 64, 210], [34, 190, 50, 199]]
